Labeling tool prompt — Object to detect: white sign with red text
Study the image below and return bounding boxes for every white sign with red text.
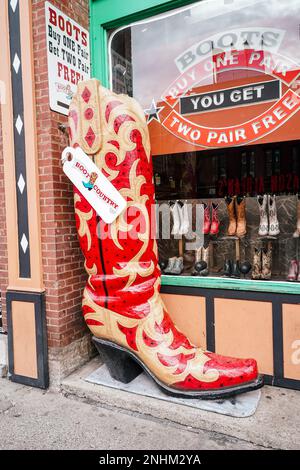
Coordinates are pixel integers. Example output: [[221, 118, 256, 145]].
[[45, 2, 90, 115], [62, 147, 127, 224]]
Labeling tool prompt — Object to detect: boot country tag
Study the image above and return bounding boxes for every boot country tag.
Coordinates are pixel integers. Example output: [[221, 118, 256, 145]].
[[147, 27, 300, 151], [62, 147, 126, 224]]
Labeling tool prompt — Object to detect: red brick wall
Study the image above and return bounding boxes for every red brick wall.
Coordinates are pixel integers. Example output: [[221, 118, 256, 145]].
[[32, 0, 89, 349], [0, 110, 8, 333]]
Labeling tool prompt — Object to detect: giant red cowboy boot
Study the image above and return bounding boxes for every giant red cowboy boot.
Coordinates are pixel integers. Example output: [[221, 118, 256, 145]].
[[68, 79, 263, 398]]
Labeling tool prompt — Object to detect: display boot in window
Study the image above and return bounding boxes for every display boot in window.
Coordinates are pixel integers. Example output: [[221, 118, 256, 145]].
[[225, 196, 237, 236], [171, 256, 184, 275], [261, 246, 272, 280], [235, 196, 247, 238], [68, 79, 262, 399], [192, 247, 207, 276], [171, 202, 181, 236], [252, 249, 262, 280], [257, 194, 268, 237], [163, 257, 177, 274], [177, 202, 190, 236], [287, 259, 298, 281], [210, 203, 220, 235], [293, 197, 300, 238], [231, 260, 241, 278], [203, 203, 211, 235], [223, 259, 232, 277], [268, 195, 280, 236], [199, 245, 209, 276]]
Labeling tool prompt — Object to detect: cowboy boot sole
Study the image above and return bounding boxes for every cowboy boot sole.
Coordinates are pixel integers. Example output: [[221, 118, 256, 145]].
[[93, 337, 264, 400]]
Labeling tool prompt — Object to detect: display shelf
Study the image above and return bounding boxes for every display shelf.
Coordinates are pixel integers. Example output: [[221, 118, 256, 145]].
[[161, 274, 300, 295]]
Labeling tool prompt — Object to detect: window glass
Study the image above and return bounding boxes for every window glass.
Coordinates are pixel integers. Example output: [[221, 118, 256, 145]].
[[109, 0, 300, 283]]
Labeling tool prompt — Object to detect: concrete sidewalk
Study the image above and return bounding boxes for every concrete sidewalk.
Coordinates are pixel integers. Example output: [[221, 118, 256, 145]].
[[0, 357, 299, 450], [0, 378, 264, 450]]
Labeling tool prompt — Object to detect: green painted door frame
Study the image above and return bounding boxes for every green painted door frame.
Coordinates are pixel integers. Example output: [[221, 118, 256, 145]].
[[89, 0, 197, 86]]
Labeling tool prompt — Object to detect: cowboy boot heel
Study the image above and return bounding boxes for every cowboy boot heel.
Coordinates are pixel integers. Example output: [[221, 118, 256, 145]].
[[93, 337, 142, 384]]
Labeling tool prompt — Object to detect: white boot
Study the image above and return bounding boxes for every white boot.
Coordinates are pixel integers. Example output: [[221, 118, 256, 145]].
[[171, 256, 184, 274], [177, 202, 190, 235], [163, 257, 177, 274], [170, 202, 181, 236], [268, 194, 280, 236], [257, 195, 268, 237]]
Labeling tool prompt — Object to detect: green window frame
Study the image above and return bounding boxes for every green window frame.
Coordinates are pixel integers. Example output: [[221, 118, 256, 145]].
[[89, 0, 300, 295], [90, 0, 196, 85]]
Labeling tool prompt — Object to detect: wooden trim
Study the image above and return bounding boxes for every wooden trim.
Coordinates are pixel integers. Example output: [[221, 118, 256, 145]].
[[161, 274, 300, 295], [19, 0, 44, 290], [0, 1, 19, 287], [0, 0, 44, 290]]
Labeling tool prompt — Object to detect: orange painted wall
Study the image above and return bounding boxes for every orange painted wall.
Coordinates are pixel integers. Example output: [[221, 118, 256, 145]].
[[161, 293, 206, 348]]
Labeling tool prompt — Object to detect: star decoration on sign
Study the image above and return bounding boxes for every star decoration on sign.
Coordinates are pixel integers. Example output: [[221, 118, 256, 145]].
[[144, 99, 164, 123]]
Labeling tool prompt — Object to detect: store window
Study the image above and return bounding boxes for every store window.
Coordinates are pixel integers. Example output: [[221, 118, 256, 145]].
[[109, 0, 300, 282]]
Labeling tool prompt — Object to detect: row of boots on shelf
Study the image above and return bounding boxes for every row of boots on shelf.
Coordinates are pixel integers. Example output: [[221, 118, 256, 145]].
[[257, 194, 280, 237], [225, 195, 246, 238]]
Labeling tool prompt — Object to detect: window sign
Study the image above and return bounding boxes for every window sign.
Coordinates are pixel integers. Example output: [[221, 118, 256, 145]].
[[45, 1, 90, 115], [109, 0, 300, 155]]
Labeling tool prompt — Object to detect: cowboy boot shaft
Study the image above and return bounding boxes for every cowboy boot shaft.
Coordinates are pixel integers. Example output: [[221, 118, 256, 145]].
[[210, 202, 220, 235], [223, 259, 232, 277], [293, 199, 300, 238], [69, 81, 159, 319], [257, 195, 268, 237], [252, 249, 262, 279], [287, 259, 298, 281], [231, 260, 241, 278], [235, 196, 246, 238], [202, 246, 210, 268], [261, 247, 272, 280], [203, 203, 211, 234], [225, 196, 237, 236]]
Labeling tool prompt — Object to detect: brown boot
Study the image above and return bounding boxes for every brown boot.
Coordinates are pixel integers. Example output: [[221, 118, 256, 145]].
[[225, 196, 237, 236], [236, 196, 247, 238], [252, 248, 262, 280], [261, 246, 272, 280]]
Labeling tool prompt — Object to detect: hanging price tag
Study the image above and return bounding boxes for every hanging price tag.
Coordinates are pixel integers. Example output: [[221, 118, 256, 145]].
[[62, 146, 126, 224]]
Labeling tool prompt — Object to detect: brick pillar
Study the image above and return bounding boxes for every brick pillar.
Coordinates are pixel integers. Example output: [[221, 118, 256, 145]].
[[32, 0, 93, 384]]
